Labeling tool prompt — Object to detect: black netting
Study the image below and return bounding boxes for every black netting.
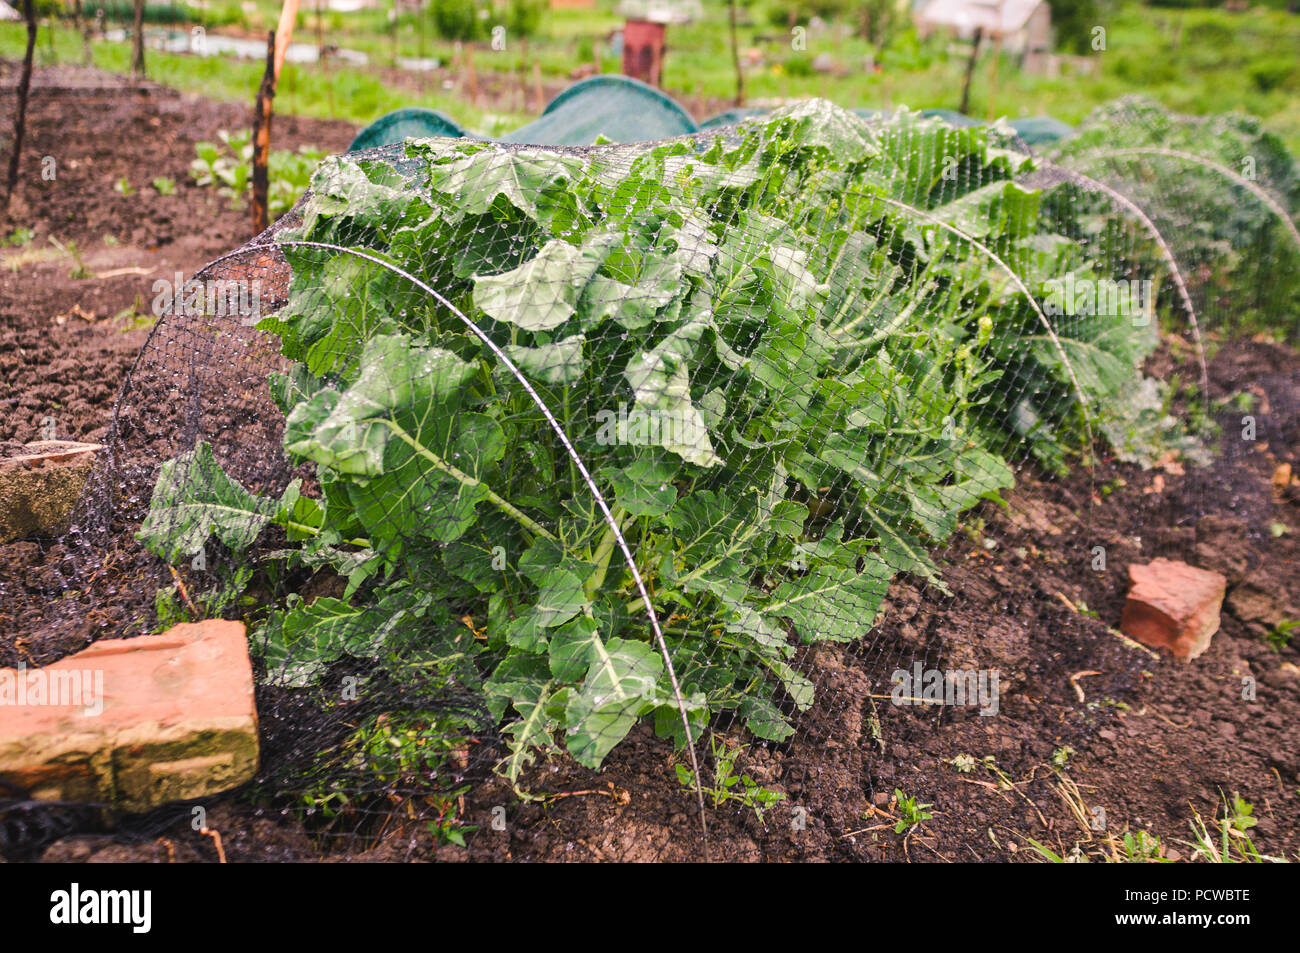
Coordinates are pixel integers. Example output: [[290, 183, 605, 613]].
[[2, 96, 1297, 862]]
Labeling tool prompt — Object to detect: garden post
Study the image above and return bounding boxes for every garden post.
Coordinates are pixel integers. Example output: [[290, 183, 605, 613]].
[[131, 0, 146, 77], [251, 31, 276, 235], [2, 0, 37, 216]]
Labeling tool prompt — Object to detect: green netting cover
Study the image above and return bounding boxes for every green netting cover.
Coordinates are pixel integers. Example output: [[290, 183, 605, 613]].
[[348, 107, 467, 152], [499, 75, 699, 145], [1009, 116, 1075, 146]]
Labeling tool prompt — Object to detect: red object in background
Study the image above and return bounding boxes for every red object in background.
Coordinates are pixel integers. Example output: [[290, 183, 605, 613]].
[[622, 19, 666, 87]]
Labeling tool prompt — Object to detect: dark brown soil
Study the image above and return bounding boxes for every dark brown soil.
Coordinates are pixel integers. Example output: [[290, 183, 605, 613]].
[[2, 67, 1298, 863], [0, 64, 354, 450], [0, 66, 355, 659]]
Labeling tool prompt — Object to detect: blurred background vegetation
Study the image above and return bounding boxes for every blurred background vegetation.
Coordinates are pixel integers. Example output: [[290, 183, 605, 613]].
[[2, 0, 1298, 148]]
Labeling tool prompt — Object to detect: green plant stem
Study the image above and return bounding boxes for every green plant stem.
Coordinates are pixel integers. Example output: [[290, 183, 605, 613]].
[[583, 506, 629, 600], [380, 418, 558, 542], [839, 277, 938, 339], [280, 518, 370, 549], [623, 516, 765, 614]]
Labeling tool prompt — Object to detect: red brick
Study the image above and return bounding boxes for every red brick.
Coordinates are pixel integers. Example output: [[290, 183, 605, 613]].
[[1121, 558, 1227, 660], [0, 620, 258, 811]]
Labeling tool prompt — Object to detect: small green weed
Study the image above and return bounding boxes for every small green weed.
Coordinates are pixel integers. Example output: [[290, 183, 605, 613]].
[[675, 735, 786, 824]]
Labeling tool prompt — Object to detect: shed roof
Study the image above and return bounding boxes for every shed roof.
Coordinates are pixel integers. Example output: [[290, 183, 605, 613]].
[[916, 0, 1045, 37]]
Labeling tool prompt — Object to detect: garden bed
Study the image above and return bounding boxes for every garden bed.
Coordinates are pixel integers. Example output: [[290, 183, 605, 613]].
[[2, 68, 1298, 863]]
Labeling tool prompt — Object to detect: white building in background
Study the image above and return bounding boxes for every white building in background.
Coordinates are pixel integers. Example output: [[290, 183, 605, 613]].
[[914, 0, 1052, 59], [615, 0, 703, 26]]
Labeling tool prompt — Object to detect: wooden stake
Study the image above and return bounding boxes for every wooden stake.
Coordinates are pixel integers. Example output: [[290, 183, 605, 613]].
[[390, 0, 398, 68], [247, 0, 300, 236], [251, 30, 276, 236], [987, 36, 1001, 120], [959, 26, 982, 116], [728, 0, 744, 107], [74, 0, 92, 65], [2, 0, 36, 217], [315, 0, 334, 117], [274, 0, 300, 80], [130, 0, 145, 77], [417, 0, 426, 93], [465, 44, 478, 105]]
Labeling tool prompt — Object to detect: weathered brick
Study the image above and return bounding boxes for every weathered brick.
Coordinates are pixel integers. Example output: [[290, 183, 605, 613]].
[[0, 440, 102, 543], [0, 620, 258, 812], [1121, 558, 1227, 660]]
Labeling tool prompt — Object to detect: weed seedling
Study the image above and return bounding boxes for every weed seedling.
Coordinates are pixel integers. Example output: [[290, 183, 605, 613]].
[[425, 786, 478, 847], [1023, 838, 1091, 863], [1052, 745, 1075, 770], [49, 237, 92, 280], [112, 295, 155, 332], [1266, 619, 1297, 651], [1113, 830, 1169, 862], [1183, 792, 1284, 863], [892, 789, 932, 833], [947, 753, 978, 773], [675, 735, 785, 824]]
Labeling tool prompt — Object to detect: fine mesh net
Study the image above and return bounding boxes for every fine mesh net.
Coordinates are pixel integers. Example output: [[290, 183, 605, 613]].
[[2, 95, 1297, 861]]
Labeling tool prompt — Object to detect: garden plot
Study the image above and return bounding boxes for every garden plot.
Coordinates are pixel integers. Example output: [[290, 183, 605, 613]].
[[1, 88, 1298, 863]]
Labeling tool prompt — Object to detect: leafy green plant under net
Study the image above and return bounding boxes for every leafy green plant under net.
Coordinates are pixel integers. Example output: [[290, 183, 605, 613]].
[[1051, 95, 1300, 339], [137, 101, 1179, 788]]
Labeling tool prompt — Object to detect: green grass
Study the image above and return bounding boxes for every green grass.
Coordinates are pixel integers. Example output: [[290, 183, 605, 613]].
[[3, 1, 1298, 150], [649, 3, 1300, 152], [0, 19, 529, 134]]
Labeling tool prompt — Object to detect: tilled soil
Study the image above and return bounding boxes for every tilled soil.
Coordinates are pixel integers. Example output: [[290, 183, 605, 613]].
[[0, 66, 355, 657], [2, 67, 1298, 863], [0, 64, 354, 450]]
